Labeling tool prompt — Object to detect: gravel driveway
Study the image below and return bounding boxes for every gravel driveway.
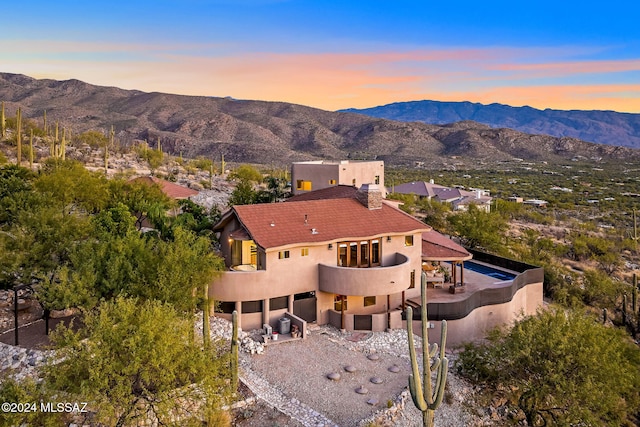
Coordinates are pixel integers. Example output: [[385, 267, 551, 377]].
[[240, 325, 488, 427]]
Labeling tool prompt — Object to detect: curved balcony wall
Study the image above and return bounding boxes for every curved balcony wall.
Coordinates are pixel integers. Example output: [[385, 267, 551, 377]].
[[318, 253, 411, 296], [405, 267, 544, 321]]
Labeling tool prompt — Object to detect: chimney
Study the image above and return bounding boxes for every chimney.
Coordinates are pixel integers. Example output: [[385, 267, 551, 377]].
[[356, 184, 383, 210]]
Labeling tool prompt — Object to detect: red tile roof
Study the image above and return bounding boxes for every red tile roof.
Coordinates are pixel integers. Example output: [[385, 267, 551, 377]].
[[421, 230, 472, 261], [217, 198, 431, 250], [130, 176, 198, 199]]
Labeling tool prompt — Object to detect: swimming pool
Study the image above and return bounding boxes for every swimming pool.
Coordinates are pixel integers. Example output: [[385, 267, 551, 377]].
[[459, 261, 516, 281]]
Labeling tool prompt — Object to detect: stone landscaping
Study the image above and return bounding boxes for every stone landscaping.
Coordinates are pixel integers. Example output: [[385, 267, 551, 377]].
[[0, 312, 497, 426]]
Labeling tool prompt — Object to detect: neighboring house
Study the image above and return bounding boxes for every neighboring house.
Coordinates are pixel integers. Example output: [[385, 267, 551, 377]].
[[129, 176, 199, 200], [390, 180, 492, 212], [291, 160, 385, 197], [523, 199, 548, 207], [211, 184, 429, 331], [128, 176, 199, 228]]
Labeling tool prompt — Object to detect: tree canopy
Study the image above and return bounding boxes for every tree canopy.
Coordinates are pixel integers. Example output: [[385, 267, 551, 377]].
[[44, 297, 232, 426], [457, 308, 640, 426]]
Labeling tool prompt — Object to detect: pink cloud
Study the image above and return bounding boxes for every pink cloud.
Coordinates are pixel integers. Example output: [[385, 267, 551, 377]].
[[3, 39, 639, 113]]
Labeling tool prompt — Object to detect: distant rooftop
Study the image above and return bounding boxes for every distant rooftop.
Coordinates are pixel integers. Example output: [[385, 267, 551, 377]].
[[292, 160, 383, 165], [129, 176, 198, 199]]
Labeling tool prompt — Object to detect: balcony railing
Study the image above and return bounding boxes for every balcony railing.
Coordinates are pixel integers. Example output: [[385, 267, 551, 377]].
[[318, 253, 411, 296]]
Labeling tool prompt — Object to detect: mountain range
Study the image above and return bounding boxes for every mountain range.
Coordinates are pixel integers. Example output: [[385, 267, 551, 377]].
[[1, 72, 639, 167], [340, 100, 640, 149]]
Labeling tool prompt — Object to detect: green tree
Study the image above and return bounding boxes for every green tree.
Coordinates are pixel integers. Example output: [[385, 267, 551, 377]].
[[44, 297, 232, 426], [73, 129, 108, 148], [136, 143, 164, 174], [457, 308, 640, 426], [228, 179, 257, 206], [418, 199, 451, 233], [229, 164, 262, 183], [35, 159, 111, 214], [447, 205, 508, 253], [0, 377, 70, 426]]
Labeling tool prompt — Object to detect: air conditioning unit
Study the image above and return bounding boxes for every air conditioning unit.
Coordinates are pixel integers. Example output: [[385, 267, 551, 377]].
[[263, 324, 272, 335]]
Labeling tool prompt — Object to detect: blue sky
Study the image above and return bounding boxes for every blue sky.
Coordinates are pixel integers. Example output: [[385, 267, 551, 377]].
[[2, 0, 639, 112]]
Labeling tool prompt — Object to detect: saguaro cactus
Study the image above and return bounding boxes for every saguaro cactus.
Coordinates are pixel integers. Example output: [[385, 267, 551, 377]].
[[632, 273, 638, 315], [1, 101, 5, 139], [203, 284, 211, 350], [29, 129, 34, 169], [231, 310, 239, 392], [61, 127, 67, 160], [406, 271, 449, 427], [16, 108, 22, 165]]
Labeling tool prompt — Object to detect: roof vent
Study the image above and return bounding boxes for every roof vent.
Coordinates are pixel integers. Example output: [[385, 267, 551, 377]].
[[311, 228, 319, 234]]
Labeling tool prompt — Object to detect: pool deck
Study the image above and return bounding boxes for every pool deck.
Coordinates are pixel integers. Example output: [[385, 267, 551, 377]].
[[419, 262, 519, 304]]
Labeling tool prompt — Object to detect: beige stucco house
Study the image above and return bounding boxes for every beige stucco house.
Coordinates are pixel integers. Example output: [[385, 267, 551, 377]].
[[211, 184, 428, 331], [291, 160, 385, 197], [211, 173, 543, 347]]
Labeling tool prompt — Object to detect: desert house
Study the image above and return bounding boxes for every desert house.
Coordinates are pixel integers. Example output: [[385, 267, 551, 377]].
[[211, 161, 542, 346], [211, 184, 428, 333], [390, 180, 492, 212], [291, 160, 385, 197]]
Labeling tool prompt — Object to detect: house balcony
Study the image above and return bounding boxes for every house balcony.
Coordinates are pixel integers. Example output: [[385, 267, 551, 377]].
[[318, 253, 411, 296]]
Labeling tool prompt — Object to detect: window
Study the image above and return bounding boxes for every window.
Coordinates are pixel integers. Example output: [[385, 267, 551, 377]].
[[241, 300, 263, 313], [405, 235, 414, 246], [296, 180, 312, 191], [215, 301, 236, 314], [270, 296, 288, 310], [301, 247, 309, 257], [329, 179, 336, 185], [371, 239, 380, 265], [334, 295, 347, 311], [410, 270, 416, 289], [279, 250, 290, 259], [360, 241, 369, 266], [337, 239, 381, 267], [374, 175, 380, 185], [364, 296, 376, 307]]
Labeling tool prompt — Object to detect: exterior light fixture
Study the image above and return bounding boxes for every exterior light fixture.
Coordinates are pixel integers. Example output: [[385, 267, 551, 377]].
[[387, 236, 391, 242], [328, 243, 333, 250]]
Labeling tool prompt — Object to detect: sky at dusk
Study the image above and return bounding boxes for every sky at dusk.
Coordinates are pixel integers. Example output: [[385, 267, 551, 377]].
[[2, 0, 639, 113]]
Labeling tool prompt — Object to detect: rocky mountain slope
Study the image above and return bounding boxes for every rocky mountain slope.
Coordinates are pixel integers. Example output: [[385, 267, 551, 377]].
[[340, 100, 640, 149], [2, 72, 639, 167]]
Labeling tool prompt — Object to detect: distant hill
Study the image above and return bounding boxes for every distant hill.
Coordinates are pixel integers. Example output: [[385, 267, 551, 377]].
[[1, 72, 639, 167], [340, 100, 640, 148]]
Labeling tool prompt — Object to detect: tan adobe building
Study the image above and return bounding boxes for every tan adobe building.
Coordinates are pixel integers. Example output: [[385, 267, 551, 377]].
[[211, 184, 428, 331], [212, 178, 543, 347], [291, 160, 385, 197]]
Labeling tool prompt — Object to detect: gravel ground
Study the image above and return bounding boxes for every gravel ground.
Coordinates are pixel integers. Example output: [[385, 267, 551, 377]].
[[241, 325, 490, 427]]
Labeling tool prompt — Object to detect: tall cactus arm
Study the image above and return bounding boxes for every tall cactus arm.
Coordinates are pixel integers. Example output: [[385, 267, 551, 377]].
[[406, 306, 428, 411], [431, 355, 449, 408]]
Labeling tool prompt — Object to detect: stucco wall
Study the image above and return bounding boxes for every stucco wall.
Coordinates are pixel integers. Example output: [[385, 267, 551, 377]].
[[290, 161, 385, 196], [212, 231, 424, 325], [406, 281, 543, 348]]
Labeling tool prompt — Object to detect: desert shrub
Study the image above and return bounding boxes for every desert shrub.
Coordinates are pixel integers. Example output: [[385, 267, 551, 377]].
[[457, 308, 640, 426]]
